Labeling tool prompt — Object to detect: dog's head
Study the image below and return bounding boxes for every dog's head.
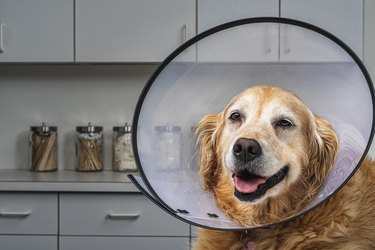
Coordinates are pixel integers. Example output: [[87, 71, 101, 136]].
[[197, 86, 338, 225]]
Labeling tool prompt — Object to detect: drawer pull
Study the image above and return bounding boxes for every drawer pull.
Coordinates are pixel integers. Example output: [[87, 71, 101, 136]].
[[284, 25, 291, 54], [264, 24, 272, 54], [182, 23, 189, 43], [107, 213, 140, 220], [0, 211, 31, 218], [0, 23, 4, 53]]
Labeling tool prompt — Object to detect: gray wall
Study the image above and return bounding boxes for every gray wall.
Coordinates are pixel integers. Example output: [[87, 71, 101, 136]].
[[0, 65, 156, 170]]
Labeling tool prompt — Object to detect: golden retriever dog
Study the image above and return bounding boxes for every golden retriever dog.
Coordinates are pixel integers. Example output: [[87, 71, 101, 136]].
[[194, 86, 375, 249]]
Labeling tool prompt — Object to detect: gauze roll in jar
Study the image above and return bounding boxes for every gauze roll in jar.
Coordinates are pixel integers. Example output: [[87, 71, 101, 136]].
[[112, 123, 137, 172]]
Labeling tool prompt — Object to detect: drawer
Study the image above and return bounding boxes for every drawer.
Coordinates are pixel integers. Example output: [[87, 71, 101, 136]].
[[60, 236, 190, 250], [0, 192, 58, 234], [0, 235, 57, 250], [60, 193, 189, 236]]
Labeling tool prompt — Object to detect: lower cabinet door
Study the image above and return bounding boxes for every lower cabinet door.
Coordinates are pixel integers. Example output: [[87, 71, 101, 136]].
[[60, 236, 190, 250], [0, 235, 57, 250]]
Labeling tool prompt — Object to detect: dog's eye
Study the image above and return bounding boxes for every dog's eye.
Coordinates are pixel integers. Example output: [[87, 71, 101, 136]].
[[276, 118, 293, 128], [229, 112, 241, 121]]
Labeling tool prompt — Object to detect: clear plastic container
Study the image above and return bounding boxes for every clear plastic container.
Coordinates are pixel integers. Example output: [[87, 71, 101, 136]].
[[75, 122, 103, 172], [154, 125, 182, 170], [189, 126, 199, 172], [29, 123, 58, 172], [112, 123, 137, 172]]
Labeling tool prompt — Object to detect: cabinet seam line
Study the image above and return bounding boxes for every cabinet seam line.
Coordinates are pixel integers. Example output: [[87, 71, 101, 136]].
[[57, 193, 60, 250], [73, 0, 76, 62]]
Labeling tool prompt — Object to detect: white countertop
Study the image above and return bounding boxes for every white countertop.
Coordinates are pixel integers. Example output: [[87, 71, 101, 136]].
[[0, 169, 141, 192]]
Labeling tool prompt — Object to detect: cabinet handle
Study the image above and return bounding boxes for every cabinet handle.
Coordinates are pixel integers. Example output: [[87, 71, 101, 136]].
[[182, 23, 189, 43], [264, 24, 272, 54], [0, 211, 31, 218], [0, 23, 4, 53], [284, 25, 291, 54], [107, 213, 140, 220]]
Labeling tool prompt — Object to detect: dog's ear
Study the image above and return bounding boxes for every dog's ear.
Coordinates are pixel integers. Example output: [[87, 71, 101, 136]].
[[308, 116, 338, 186], [196, 113, 223, 192]]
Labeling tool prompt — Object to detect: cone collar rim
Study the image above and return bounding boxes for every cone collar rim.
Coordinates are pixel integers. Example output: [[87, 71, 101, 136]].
[[131, 17, 375, 231]]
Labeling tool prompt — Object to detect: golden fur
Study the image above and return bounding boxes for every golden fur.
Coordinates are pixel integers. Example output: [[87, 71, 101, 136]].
[[194, 86, 375, 249]]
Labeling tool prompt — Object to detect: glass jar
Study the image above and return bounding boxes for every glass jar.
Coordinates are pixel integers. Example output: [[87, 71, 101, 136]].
[[75, 122, 103, 172], [189, 126, 199, 172], [29, 123, 58, 172], [112, 123, 137, 172], [154, 125, 182, 170]]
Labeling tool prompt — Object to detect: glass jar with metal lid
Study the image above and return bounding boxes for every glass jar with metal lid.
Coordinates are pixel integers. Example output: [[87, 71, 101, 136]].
[[29, 123, 58, 171], [75, 122, 103, 172], [112, 123, 137, 172], [154, 125, 182, 170]]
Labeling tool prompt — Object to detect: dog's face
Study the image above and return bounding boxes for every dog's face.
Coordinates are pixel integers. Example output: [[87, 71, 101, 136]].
[[198, 86, 338, 223], [221, 87, 311, 203]]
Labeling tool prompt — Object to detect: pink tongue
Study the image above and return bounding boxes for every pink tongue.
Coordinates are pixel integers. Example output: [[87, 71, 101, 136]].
[[234, 175, 267, 193]]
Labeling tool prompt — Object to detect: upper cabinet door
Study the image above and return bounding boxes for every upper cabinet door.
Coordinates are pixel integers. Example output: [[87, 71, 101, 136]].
[[198, 0, 279, 33], [0, 0, 74, 62], [280, 0, 363, 62], [75, 0, 196, 63], [197, 0, 279, 62]]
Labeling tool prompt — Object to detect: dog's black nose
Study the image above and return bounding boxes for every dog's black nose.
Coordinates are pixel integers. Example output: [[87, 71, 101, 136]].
[[233, 138, 262, 163]]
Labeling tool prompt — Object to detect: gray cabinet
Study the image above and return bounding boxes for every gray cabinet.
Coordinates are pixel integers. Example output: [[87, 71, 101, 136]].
[[60, 236, 190, 250], [280, 0, 363, 61], [0, 236, 58, 250], [59, 193, 190, 249], [60, 193, 189, 236], [0, 0, 74, 62], [0, 0, 364, 63], [197, 0, 279, 62], [0, 193, 58, 250], [75, 0, 196, 62], [0, 193, 58, 234], [197, 0, 279, 33], [0, 192, 191, 250], [197, 0, 364, 62]]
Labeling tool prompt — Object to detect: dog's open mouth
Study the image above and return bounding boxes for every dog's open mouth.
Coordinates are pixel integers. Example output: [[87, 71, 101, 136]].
[[232, 166, 289, 202]]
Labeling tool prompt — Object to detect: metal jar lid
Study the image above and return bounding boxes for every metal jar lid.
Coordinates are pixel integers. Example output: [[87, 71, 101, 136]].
[[76, 122, 103, 133], [30, 122, 57, 133], [113, 122, 132, 133]]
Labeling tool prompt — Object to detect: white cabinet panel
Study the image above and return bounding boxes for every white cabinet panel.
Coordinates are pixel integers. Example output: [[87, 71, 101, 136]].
[[0, 0, 74, 62], [60, 193, 189, 236], [281, 0, 363, 61], [60, 236, 190, 250], [75, 0, 195, 62], [197, 0, 279, 62], [0, 193, 58, 234], [0, 235, 57, 250]]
